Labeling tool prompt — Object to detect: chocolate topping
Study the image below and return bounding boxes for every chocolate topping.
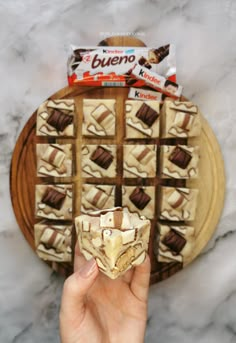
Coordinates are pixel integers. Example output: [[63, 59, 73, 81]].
[[42, 187, 66, 210], [136, 103, 159, 127], [90, 146, 114, 170], [129, 187, 151, 210], [162, 229, 186, 254], [47, 110, 73, 132], [169, 146, 192, 169]]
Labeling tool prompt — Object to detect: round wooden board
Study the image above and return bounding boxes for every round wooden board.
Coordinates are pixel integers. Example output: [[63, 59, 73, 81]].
[[10, 37, 225, 283]]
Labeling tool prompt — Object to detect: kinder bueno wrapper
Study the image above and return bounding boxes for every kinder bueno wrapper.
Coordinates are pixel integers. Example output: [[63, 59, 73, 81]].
[[128, 87, 164, 101], [131, 64, 183, 99], [67, 44, 176, 87]]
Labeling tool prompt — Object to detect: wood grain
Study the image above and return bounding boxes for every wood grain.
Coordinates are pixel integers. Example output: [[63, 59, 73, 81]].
[[10, 37, 225, 283]]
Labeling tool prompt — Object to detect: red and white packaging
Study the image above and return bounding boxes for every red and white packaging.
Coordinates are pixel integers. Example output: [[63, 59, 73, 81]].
[[128, 87, 163, 101], [67, 44, 176, 87], [131, 64, 183, 99]]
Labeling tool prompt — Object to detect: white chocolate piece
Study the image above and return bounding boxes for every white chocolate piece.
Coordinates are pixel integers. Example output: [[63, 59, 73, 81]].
[[36, 144, 73, 177], [34, 223, 72, 262], [157, 224, 195, 264], [161, 101, 201, 138], [35, 184, 73, 220], [83, 99, 116, 136], [75, 207, 151, 279], [123, 145, 156, 178], [161, 145, 199, 179], [160, 187, 199, 221], [125, 100, 160, 139]]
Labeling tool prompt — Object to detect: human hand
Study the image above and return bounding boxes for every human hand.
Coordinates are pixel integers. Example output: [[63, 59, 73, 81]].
[[60, 244, 151, 343]]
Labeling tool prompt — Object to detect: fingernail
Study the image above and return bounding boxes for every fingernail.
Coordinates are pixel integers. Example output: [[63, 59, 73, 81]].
[[79, 259, 97, 278]]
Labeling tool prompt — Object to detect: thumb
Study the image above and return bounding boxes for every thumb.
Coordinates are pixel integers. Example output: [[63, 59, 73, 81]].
[[60, 258, 99, 324]]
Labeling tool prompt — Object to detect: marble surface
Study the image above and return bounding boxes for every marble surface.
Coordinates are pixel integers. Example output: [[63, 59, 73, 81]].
[[1, 0, 235, 342]]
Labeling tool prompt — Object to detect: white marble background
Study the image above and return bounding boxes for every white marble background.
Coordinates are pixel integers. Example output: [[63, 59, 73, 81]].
[[0, 0, 235, 342]]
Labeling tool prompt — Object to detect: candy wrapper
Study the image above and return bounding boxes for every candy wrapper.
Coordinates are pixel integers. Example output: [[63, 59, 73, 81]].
[[131, 64, 183, 99], [128, 87, 164, 101], [67, 44, 176, 87]]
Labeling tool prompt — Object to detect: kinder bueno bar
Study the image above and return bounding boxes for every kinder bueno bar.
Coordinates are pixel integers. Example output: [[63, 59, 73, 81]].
[[131, 64, 183, 99], [67, 44, 176, 87], [128, 87, 163, 101]]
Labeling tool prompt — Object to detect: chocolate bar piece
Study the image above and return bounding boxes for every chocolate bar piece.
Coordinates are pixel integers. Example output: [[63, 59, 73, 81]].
[[161, 145, 199, 179], [138, 57, 152, 69], [35, 184, 73, 220], [160, 187, 199, 221], [161, 101, 201, 138], [81, 184, 115, 213], [36, 99, 75, 137], [123, 145, 156, 178], [47, 110, 73, 132], [90, 146, 114, 170], [162, 229, 186, 254], [167, 189, 187, 209], [42, 187, 66, 210], [156, 224, 195, 264], [75, 207, 151, 279], [82, 145, 116, 178], [83, 99, 116, 137], [148, 45, 170, 64], [169, 146, 192, 169], [123, 186, 155, 219], [125, 100, 160, 139], [36, 144, 73, 177], [34, 223, 72, 262], [129, 187, 151, 210], [136, 103, 159, 127]]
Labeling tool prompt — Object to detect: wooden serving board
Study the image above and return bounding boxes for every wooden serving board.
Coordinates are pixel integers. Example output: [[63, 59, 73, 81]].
[[10, 37, 225, 283]]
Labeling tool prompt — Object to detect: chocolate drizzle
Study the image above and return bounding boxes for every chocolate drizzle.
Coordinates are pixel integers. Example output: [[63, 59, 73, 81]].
[[47, 110, 73, 132], [90, 146, 114, 170], [129, 187, 151, 210], [136, 103, 159, 127], [169, 146, 192, 169], [42, 187, 66, 210], [162, 229, 186, 254]]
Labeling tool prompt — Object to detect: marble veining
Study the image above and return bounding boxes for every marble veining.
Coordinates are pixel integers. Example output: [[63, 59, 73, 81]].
[[0, 0, 235, 342]]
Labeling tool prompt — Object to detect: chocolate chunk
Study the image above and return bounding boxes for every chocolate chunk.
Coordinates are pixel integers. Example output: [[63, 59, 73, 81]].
[[126, 77, 137, 86], [138, 57, 147, 65], [138, 57, 151, 69], [90, 146, 114, 170], [144, 62, 152, 69], [162, 229, 186, 254], [47, 110, 73, 132], [136, 103, 159, 127], [129, 188, 151, 210], [42, 187, 66, 210], [169, 146, 192, 169]]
